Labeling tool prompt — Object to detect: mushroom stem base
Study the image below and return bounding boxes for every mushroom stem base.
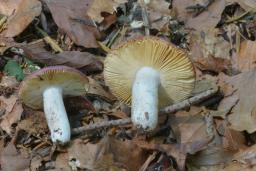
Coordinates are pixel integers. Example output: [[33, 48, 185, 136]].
[[43, 86, 70, 143], [132, 67, 160, 131]]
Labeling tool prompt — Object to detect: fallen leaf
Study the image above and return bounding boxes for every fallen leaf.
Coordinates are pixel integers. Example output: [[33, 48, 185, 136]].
[[54, 136, 146, 170], [146, 0, 171, 30], [0, 37, 21, 54], [0, 0, 42, 37], [87, 0, 127, 23], [226, 0, 256, 11], [236, 40, 256, 72], [186, 0, 226, 32], [23, 40, 103, 74], [88, 77, 117, 102], [219, 70, 256, 133], [0, 142, 30, 171], [190, 29, 231, 73], [173, 0, 225, 32], [18, 111, 48, 135], [0, 100, 23, 134], [0, 94, 18, 113], [44, 0, 101, 48], [0, 0, 21, 16], [233, 144, 256, 165], [169, 107, 208, 145]]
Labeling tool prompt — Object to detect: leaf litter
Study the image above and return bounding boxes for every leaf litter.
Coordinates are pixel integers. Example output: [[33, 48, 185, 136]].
[[0, 0, 256, 170]]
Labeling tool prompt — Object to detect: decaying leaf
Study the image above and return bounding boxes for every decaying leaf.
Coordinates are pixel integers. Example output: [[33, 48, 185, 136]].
[[226, 0, 256, 11], [18, 111, 48, 135], [186, 0, 226, 32], [0, 37, 22, 54], [87, 0, 127, 23], [218, 70, 256, 133], [44, 0, 101, 48], [190, 29, 231, 73], [236, 40, 256, 72], [54, 136, 146, 170], [0, 0, 42, 37], [0, 99, 23, 134], [23, 40, 103, 74], [173, 0, 225, 32], [146, 0, 171, 30], [0, 142, 30, 171]]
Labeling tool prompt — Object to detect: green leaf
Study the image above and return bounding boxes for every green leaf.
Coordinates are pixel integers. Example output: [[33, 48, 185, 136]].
[[4, 60, 25, 81]]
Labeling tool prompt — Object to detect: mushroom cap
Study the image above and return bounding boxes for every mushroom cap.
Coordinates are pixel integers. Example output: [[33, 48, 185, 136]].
[[19, 65, 89, 109], [104, 36, 195, 107]]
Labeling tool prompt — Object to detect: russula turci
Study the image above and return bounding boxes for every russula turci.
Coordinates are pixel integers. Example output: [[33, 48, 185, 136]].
[[104, 37, 195, 131], [19, 66, 89, 143]]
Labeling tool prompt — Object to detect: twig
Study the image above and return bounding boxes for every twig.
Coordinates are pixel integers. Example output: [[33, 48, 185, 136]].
[[72, 88, 218, 135], [160, 88, 218, 114], [140, 1, 150, 36], [72, 118, 131, 135], [35, 27, 63, 53], [225, 9, 256, 24]]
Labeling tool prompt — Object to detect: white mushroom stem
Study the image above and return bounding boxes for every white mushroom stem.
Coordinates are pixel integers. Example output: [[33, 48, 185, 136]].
[[132, 67, 160, 130], [43, 86, 70, 143]]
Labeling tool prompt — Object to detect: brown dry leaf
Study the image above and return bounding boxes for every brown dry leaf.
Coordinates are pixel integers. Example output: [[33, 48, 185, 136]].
[[44, 0, 101, 48], [87, 0, 127, 23], [186, 0, 225, 32], [226, 0, 256, 11], [223, 161, 256, 171], [0, 0, 42, 37], [0, 94, 18, 113], [54, 136, 146, 171], [18, 111, 48, 135], [190, 29, 231, 73], [173, 0, 225, 32], [145, 0, 171, 30], [0, 100, 23, 134], [0, 37, 22, 54], [23, 40, 103, 74], [232, 144, 256, 165], [218, 70, 256, 133], [88, 77, 117, 102], [236, 40, 256, 72], [0, 0, 21, 16], [170, 107, 208, 145], [0, 142, 30, 171], [134, 140, 187, 171]]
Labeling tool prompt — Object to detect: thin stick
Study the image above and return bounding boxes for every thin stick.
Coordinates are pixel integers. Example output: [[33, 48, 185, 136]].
[[140, 1, 150, 36], [35, 27, 63, 53], [71, 88, 218, 135], [72, 118, 131, 135], [160, 88, 218, 114]]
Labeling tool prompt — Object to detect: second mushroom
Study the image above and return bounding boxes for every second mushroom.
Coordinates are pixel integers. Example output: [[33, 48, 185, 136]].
[[104, 37, 195, 131], [19, 66, 89, 144]]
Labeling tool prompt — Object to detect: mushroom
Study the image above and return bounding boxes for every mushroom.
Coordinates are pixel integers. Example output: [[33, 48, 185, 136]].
[[104, 37, 195, 131], [19, 66, 89, 143]]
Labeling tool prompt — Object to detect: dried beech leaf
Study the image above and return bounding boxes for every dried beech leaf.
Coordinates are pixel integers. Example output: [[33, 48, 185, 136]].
[[173, 0, 225, 32], [87, 0, 127, 23], [0, 142, 30, 171], [23, 42, 103, 74], [54, 136, 146, 170], [0, 100, 23, 134], [236, 40, 256, 72], [219, 71, 256, 133], [226, 0, 256, 11], [190, 29, 231, 73], [44, 0, 101, 48], [0, 0, 42, 37]]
